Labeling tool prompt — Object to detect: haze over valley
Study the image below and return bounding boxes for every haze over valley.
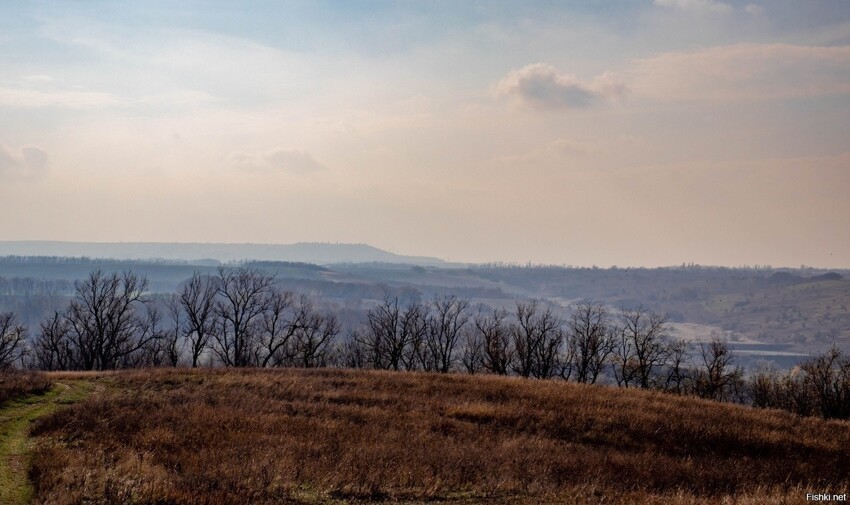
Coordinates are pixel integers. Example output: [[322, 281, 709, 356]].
[[0, 242, 847, 371]]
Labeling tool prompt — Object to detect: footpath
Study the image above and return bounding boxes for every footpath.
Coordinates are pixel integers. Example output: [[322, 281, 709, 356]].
[[0, 381, 90, 505]]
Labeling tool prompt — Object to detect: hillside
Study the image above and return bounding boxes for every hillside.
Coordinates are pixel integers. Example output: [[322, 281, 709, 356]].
[[0, 241, 446, 266], [26, 368, 850, 504]]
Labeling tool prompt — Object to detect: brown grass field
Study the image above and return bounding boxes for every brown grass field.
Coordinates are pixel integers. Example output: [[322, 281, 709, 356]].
[[27, 368, 850, 504]]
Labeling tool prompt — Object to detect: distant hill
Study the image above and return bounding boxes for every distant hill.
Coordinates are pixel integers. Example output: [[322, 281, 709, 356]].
[[0, 241, 446, 266]]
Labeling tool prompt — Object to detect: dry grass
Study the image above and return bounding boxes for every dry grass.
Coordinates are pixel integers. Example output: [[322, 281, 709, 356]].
[[29, 368, 850, 504], [0, 370, 51, 406]]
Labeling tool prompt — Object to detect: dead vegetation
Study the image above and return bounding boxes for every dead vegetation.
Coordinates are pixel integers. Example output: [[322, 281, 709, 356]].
[[0, 370, 51, 406], [29, 368, 850, 504]]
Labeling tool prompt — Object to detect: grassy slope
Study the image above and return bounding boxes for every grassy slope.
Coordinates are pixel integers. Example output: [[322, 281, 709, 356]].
[[0, 378, 91, 505], [28, 369, 850, 505]]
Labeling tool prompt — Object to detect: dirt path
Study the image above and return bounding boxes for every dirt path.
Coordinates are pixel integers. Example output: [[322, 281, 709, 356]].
[[0, 381, 91, 505]]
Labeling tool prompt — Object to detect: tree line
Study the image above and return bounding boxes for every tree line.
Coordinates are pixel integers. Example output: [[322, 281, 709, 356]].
[[0, 267, 847, 420], [29, 268, 340, 371]]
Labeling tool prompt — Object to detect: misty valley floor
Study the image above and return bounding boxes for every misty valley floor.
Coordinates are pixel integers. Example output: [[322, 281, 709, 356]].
[[9, 368, 848, 504]]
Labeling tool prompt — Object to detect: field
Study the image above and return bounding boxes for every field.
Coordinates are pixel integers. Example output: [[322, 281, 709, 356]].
[[18, 368, 850, 504]]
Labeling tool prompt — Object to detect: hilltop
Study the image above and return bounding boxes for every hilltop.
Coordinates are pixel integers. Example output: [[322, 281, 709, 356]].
[[23, 368, 850, 504], [0, 241, 446, 266]]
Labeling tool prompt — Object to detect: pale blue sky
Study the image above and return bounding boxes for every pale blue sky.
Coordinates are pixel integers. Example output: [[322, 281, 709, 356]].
[[1, 1, 849, 267]]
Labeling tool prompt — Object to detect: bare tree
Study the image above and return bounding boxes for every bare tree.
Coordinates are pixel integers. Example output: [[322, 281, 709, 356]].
[[135, 296, 183, 367], [34, 311, 74, 371], [535, 325, 564, 380], [693, 339, 743, 401], [612, 337, 639, 387], [134, 305, 170, 367], [63, 270, 152, 370], [339, 331, 368, 369], [460, 329, 484, 374], [511, 302, 538, 378], [0, 312, 26, 368], [800, 346, 850, 419], [511, 301, 563, 379], [256, 289, 299, 367], [291, 305, 339, 368], [749, 365, 779, 409], [568, 300, 615, 384], [162, 295, 184, 367], [474, 309, 513, 375], [424, 295, 469, 373], [400, 299, 427, 371], [357, 294, 426, 371], [179, 272, 219, 367], [749, 366, 816, 416], [558, 341, 577, 381], [212, 267, 275, 367], [663, 339, 691, 394], [613, 307, 669, 388], [359, 294, 400, 370]]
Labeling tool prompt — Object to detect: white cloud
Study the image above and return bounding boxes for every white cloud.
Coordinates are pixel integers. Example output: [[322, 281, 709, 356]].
[[495, 63, 626, 110], [0, 143, 48, 180], [233, 148, 326, 174], [653, 0, 733, 14], [631, 44, 850, 101], [744, 4, 765, 16]]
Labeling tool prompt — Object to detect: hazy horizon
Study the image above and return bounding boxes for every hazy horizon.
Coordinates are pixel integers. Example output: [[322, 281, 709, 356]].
[[2, 1, 849, 267], [1, 239, 849, 270]]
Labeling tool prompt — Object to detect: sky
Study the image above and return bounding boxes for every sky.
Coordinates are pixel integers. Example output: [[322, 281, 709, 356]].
[[1, 0, 849, 267]]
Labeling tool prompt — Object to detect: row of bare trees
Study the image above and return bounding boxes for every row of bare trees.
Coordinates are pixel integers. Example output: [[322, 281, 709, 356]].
[[2, 267, 848, 419], [343, 297, 746, 401], [347, 295, 848, 418], [33, 268, 339, 370], [750, 347, 850, 419], [13, 274, 747, 399], [345, 296, 573, 379], [346, 294, 482, 374]]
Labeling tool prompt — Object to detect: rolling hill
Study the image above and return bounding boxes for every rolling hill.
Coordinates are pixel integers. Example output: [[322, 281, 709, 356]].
[[0, 241, 446, 266], [23, 368, 850, 504]]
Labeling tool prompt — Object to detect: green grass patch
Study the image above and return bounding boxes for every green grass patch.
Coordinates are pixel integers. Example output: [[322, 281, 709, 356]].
[[0, 382, 92, 505]]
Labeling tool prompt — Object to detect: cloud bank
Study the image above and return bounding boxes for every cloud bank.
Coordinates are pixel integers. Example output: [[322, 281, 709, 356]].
[[496, 64, 626, 110]]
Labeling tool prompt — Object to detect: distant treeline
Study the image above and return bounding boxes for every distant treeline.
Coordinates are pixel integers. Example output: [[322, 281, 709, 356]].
[[0, 267, 847, 420], [0, 255, 205, 266], [0, 276, 75, 296]]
